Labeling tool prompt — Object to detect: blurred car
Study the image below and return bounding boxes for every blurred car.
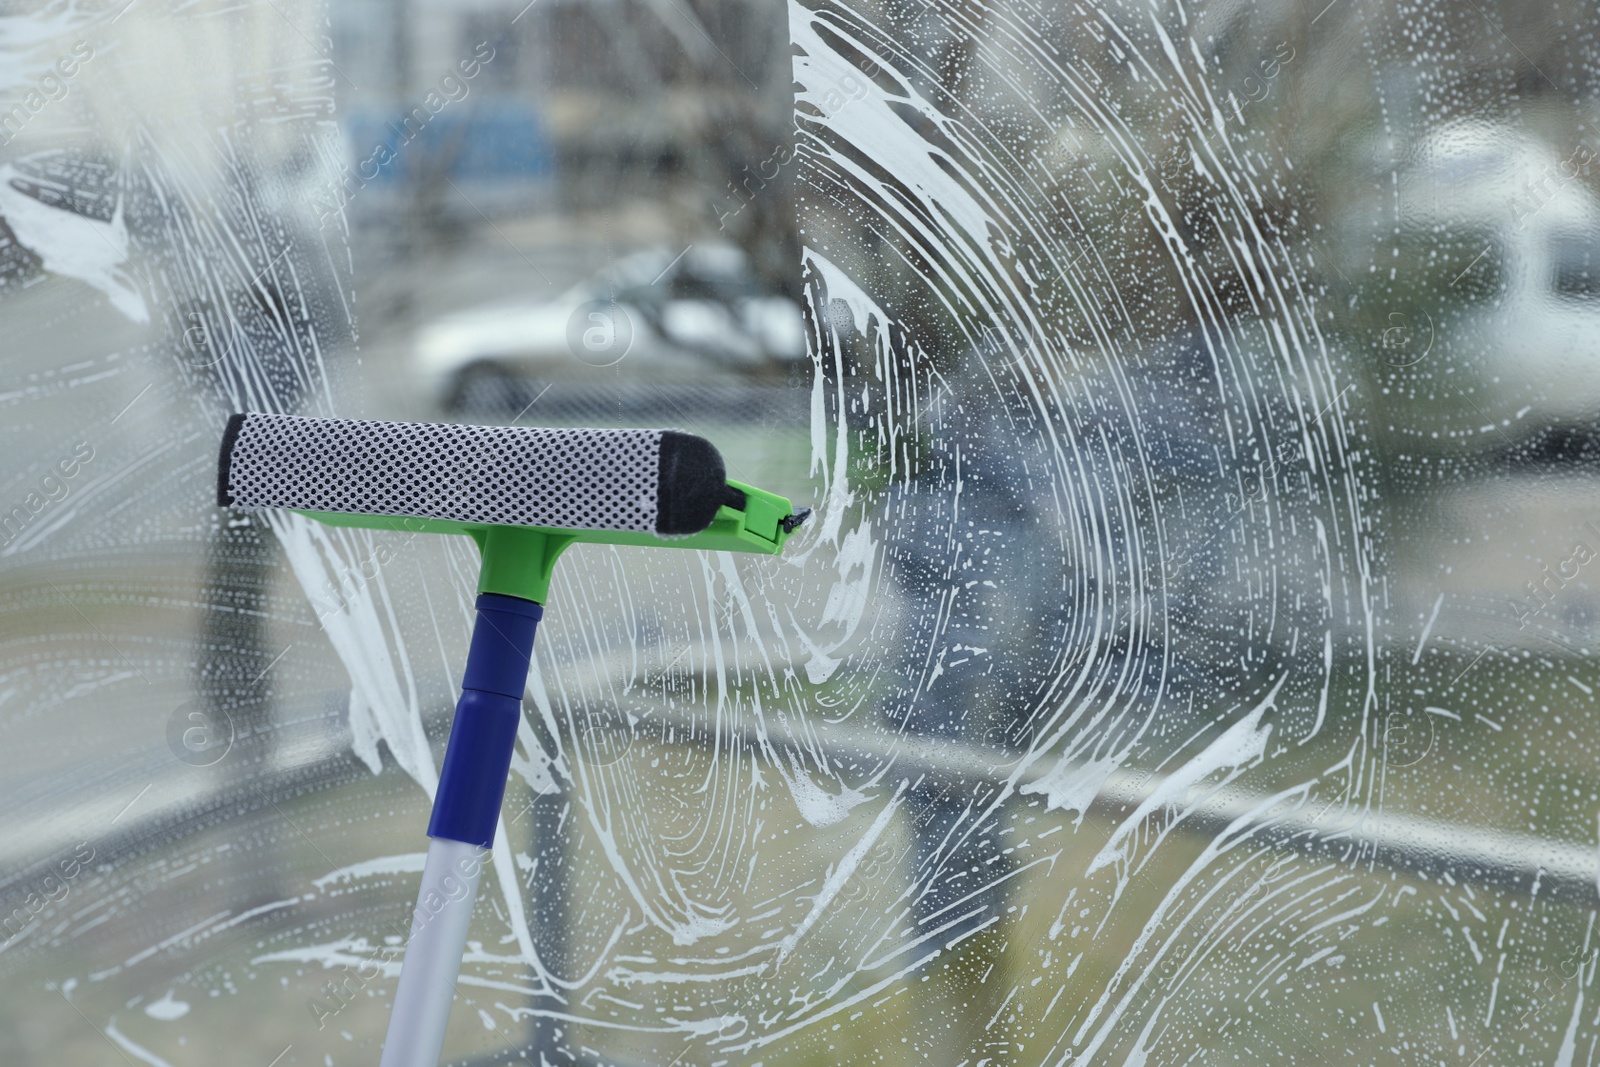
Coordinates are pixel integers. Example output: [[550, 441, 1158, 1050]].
[[413, 242, 806, 410], [1347, 122, 1600, 654], [1393, 120, 1600, 434]]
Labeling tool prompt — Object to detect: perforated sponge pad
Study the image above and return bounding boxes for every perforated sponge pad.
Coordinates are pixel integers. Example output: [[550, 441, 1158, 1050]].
[[218, 412, 737, 536]]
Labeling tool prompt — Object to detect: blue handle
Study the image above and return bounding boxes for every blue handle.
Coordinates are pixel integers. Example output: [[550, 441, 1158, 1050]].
[[427, 592, 542, 848]]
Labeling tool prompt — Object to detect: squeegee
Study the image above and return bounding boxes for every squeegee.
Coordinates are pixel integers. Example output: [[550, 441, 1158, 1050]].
[[216, 412, 808, 1067]]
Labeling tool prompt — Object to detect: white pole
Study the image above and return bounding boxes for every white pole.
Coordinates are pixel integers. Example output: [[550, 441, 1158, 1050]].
[[378, 837, 489, 1067]]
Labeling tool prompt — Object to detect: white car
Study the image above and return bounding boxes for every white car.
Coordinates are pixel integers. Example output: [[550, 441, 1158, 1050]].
[[413, 242, 806, 410], [1390, 120, 1600, 430]]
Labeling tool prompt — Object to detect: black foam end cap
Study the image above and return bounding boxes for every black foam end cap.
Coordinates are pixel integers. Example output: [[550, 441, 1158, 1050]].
[[656, 430, 736, 535], [217, 412, 247, 506]]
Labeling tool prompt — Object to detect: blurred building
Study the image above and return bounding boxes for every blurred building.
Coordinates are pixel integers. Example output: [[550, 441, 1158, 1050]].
[[326, 0, 798, 290]]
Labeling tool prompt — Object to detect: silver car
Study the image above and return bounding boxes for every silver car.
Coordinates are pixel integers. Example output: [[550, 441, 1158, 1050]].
[[414, 242, 806, 411]]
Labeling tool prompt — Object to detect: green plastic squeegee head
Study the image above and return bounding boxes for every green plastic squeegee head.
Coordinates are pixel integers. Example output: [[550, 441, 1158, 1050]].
[[299, 478, 799, 604]]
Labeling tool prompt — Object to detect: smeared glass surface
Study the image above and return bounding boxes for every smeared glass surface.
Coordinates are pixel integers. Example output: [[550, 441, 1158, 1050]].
[[3, 0, 1600, 1062]]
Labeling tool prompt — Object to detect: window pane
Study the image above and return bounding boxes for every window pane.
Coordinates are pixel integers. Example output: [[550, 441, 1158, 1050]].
[[2, 0, 1598, 1064]]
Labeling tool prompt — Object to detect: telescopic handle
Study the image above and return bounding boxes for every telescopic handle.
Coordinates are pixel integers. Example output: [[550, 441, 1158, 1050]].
[[378, 839, 488, 1067], [379, 593, 542, 1066]]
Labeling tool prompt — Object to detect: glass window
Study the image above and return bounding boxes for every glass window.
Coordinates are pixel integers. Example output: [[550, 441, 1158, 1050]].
[[1554, 230, 1600, 299], [3, 0, 1599, 1064]]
